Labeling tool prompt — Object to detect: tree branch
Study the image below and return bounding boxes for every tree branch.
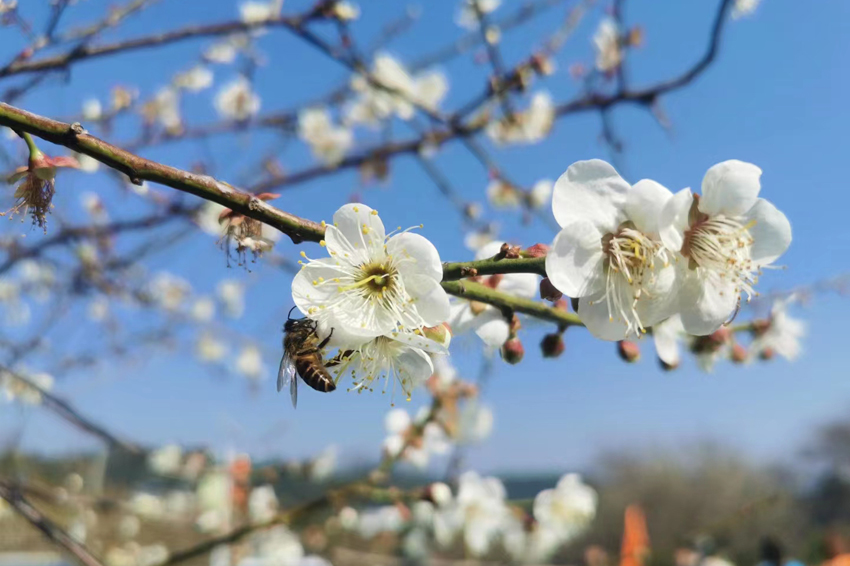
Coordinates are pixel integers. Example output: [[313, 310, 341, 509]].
[[441, 280, 582, 327]]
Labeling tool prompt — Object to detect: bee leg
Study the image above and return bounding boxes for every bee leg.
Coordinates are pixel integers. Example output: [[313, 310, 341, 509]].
[[318, 327, 334, 350]]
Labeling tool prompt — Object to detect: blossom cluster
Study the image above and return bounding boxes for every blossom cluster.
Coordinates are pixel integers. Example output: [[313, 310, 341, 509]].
[[292, 204, 451, 399], [544, 159, 791, 341]]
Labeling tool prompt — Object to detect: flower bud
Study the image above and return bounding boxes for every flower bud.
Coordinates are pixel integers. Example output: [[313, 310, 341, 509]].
[[530, 53, 555, 76], [501, 337, 524, 364], [628, 26, 644, 48], [618, 340, 640, 363], [541, 333, 565, 358], [427, 482, 452, 507], [539, 278, 562, 302], [423, 323, 452, 349], [524, 243, 549, 258], [759, 347, 775, 361], [731, 343, 748, 364]]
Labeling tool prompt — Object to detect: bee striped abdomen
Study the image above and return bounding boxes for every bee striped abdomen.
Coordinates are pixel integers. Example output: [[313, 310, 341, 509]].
[[295, 355, 336, 392]]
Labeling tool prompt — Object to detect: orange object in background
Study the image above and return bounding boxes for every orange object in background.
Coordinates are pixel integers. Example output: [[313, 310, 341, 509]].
[[621, 504, 650, 566], [230, 454, 252, 512]]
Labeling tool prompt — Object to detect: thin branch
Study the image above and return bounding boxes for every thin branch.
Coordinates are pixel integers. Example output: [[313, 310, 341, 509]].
[[442, 254, 547, 280], [0, 480, 108, 566], [441, 280, 583, 327], [0, 365, 142, 454]]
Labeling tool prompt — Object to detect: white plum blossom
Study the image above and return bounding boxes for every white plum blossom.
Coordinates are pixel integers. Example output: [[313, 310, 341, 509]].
[[217, 279, 246, 318], [449, 241, 538, 349], [456, 0, 501, 30], [87, 295, 110, 322], [215, 76, 261, 121], [332, 1, 359, 20], [293, 204, 449, 341], [196, 332, 228, 362], [146, 87, 182, 133], [450, 471, 511, 556], [238, 526, 303, 566], [732, 0, 761, 19], [82, 98, 102, 121], [529, 179, 554, 209], [147, 444, 182, 476], [329, 330, 447, 398], [248, 485, 279, 523], [357, 506, 405, 538], [486, 179, 522, 209], [1, 369, 53, 405], [204, 36, 246, 64], [533, 474, 597, 540], [239, 1, 281, 24], [383, 407, 450, 468], [236, 344, 265, 381], [191, 297, 216, 322], [76, 153, 100, 173], [593, 18, 622, 72], [346, 54, 448, 126], [751, 295, 805, 361], [298, 107, 353, 166], [659, 160, 791, 335], [309, 445, 337, 481], [653, 314, 686, 369], [486, 91, 554, 145], [149, 272, 191, 312], [457, 401, 494, 444], [173, 65, 214, 92], [546, 160, 679, 340]]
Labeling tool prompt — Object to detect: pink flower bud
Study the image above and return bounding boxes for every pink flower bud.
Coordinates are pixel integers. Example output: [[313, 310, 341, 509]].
[[541, 333, 565, 358], [501, 337, 524, 364], [423, 323, 452, 349], [731, 344, 748, 363], [759, 347, 775, 361], [618, 340, 640, 363], [524, 243, 549, 258], [539, 278, 562, 302]]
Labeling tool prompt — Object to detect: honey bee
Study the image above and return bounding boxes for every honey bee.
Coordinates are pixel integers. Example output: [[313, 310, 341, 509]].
[[278, 308, 336, 408]]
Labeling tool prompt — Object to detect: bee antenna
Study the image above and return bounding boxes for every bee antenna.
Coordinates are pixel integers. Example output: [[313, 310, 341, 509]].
[[287, 305, 298, 321]]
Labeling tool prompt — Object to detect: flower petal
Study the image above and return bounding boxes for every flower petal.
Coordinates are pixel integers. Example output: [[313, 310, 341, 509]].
[[699, 160, 762, 217], [577, 294, 630, 341], [7, 166, 29, 184], [291, 259, 342, 313], [323, 225, 368, 265], [389, 328, 449, 355], [448, 301, 478, 335], [404, 274, 451, 327], [624, 179, 672, 236], [652, 315, 684, 367], [677, 274, 739, 335], [396, 346, 435, 391], [331, 203, 386, 257], [474, 240, 505, 261], [745, 198, 791, 266], [387, 232, 443, 282], [498, 273, 539, 299], [551, 159, 629, 234], [471, 309, 510, 348], [659, 188, 693, 253], [545, 221, 605, 298]]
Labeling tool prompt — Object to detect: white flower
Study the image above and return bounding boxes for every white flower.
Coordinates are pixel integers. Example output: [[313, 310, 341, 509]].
[[659, 160, 792, 335], [76, 153, 100, 173], [464, 224, 499, 252], [383, 408, 450, 468], [546, 160, 679, 340], [486, 179, 522, 209], [332, 1, 359, 21], [196, 471, 231, 532], [205, 37, 244, 64], [358, 506, 405, 538], [238, 526, 303, 566], [431, 355, 458, 393], [330, 330, 446, 398], [449, 241, 538, 348], [593, 18, 622, 72], [732, 0, 761, 19], [2, 369, 53, 405], [148, 444, 182, 476], [292, 203, 449, 340], [455, 0, 501, 30], [338, 506, 358, 530], [130, 492, 165, 519], [217, 280, 246, 318], [82, 98, 103, 121], [192, 297, 216, 322], [174, 65, 214, 92], [309, 445, 337, 481], [236, 345, 265, 381], [197, 332, 228, 362], [529, 179, 554, 209], [146, 87, 182, 132], [215, 77, 261, 121], [486, 91, 554, 145], [457, 401, 493, 444], [196, 201, 228, 236], [239, 1, 280, 24], [298, 107, 353, 166], [533, 474, 597, 541], [19, 259, 55, 302], [453, 471, 510, 556], [653, 314, 686, 369], [248, 485, 279, 523], [346, 53, 448, 126], [149, 272, 191, 312], [751, 295, 805, 361]]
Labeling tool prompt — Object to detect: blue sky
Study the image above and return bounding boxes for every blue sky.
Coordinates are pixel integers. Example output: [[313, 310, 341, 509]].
[[2, 0, 849, 476]]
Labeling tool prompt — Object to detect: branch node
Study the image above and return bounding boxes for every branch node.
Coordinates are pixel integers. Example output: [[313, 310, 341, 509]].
[[69, 122, 87, 136], [128, 175, 143, 186]]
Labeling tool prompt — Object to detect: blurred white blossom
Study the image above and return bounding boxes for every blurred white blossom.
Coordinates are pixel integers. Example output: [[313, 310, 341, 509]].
[[191, 297, 217, 322], [215, 76, 261, 121], [593, 18, 622, 72], [455, 0, 501, 30], [197, 332, 228, 363], [732, 0, 761, 19], [239, 1, 281, 24], [148, 444, 182, 476], [236, 344, 265, 381], [248, 485, 279, 523], [486, 91, 554, 145], [298, 107, 353, 166], [174, 65, 214, 92], [82, 98, 103, 121], [751, 295, 805, 361], [358, 505, 405, 538], [217, 280, 246, 318]]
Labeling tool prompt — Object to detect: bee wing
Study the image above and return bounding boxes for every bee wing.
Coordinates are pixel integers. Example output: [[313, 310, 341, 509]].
[[277, 349, 296, 391], [290, 371, 298, 409]]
